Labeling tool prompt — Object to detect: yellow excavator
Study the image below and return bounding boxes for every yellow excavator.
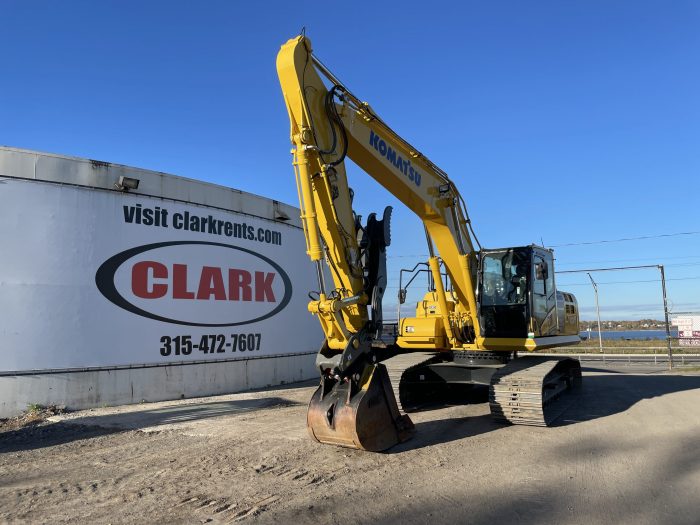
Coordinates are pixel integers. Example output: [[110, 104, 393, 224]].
[[277, 35, 582, 452]]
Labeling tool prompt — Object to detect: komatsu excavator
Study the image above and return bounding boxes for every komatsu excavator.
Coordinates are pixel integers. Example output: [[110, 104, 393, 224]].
[[277, 35, 582, 452]]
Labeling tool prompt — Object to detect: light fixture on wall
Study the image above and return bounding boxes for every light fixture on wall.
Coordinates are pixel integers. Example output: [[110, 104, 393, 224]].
[[115, 176, 140, 192]]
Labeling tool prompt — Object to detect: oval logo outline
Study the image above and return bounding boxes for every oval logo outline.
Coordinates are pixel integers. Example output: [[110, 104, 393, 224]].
[[95, 241, 293, 327]]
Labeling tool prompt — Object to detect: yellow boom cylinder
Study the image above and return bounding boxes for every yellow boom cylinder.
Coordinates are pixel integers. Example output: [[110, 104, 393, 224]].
[[428, 256, 456, 347]]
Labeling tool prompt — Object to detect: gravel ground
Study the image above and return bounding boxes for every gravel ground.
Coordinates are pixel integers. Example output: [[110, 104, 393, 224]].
[[1, 365, 699, 524]]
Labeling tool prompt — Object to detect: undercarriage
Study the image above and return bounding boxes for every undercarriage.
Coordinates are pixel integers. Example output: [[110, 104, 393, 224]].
[[307, 347, 582, 451]]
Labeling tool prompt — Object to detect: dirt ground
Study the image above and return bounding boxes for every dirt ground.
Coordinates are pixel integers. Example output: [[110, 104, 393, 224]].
[[1, 365, 699, 525]]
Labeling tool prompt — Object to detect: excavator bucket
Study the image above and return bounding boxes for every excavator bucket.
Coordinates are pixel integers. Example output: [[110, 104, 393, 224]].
[[306, 363, 414, 452]]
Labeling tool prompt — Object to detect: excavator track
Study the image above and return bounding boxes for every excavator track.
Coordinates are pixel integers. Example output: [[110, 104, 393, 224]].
[[381, 351, 442, 413], [489, 356, 582, 427]]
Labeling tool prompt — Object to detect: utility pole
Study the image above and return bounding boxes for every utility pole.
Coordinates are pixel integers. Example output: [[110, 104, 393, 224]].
[[658, 265, 674, 369], [587, 273, 604, 353]]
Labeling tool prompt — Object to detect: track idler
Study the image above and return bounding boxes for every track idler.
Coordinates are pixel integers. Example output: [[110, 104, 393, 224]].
[[307, 363, 414, 452]]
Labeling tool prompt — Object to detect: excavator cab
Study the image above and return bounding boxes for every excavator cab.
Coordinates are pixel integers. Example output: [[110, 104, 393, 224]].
[[478, 246, 580, 339], [479, 246, 544, 338], [396, 246, 579, 348]]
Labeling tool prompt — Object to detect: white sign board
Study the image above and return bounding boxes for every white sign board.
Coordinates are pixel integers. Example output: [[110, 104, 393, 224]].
[[0, 179, 321, 372], [671, 315, 700, 347]]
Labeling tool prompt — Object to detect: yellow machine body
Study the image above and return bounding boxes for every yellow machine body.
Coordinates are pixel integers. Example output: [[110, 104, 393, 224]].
[[276, 35, 581, 451], [397, 291, 454, 349]]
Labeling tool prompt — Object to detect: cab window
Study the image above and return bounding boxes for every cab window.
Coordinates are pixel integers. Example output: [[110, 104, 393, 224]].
[[481, 250, 529, 306], [544, 252, 555, 298], [533, 256, 546, 296]]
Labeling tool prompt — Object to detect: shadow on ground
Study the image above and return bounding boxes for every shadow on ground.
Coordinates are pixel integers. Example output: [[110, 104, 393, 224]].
[[374, 427, 700, 525], [0, 422, 121, 453], [66, 397, 302, 429], [557, 373, 700, 425], [392, 373, 700, 451], [391, 386, 498, 452], [581, 366, 624, 374], [0, 397, 302, 453], [394, 413, 501, 452]]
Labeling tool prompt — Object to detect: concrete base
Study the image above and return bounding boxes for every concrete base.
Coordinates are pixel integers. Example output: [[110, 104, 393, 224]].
[[0, 353, 317, 418]]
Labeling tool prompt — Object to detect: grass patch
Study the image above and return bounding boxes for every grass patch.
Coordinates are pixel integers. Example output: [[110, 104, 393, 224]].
[[1, 405, 65, 433]]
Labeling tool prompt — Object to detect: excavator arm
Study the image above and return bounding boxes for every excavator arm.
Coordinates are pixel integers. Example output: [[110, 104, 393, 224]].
[[277, 36, 482, 366]]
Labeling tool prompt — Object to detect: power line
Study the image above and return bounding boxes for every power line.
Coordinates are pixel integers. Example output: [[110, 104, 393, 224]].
[[390, 251, 700, 263], [556, 264, 660, 274], [665, 261, 700, 268], [557, 276, 700, 287], [558, 262, 700, 274], [550, 230, 700, 248], [388, 275, 700, 287], [556, 254, 700, 267]]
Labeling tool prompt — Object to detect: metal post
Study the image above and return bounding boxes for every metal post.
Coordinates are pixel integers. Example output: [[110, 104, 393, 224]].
[[397, 270, 402, 329], [659, 265, 674, 369], [396, 298, 401, 330], [588, 273, 604, 353], [587, 326, 591, 354]]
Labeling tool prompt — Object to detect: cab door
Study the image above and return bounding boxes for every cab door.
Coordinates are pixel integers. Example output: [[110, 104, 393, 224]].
[[531, 249, 558, 336]]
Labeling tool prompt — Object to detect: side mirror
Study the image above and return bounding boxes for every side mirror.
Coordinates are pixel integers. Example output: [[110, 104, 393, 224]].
[[398, 288, 407, 304]]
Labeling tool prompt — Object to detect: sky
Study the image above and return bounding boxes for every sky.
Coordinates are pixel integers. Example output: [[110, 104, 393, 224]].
[[2, 1, 699, 321]]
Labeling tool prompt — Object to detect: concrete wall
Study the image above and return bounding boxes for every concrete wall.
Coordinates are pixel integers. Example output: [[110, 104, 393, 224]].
[[0, 353, 317, 418]]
